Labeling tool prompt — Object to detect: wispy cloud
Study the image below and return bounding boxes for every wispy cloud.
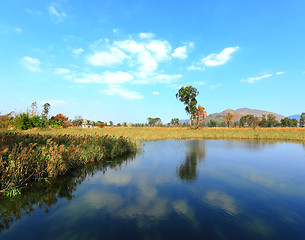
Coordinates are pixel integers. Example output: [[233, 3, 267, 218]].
[[54, 68, 71, 75], [72, 48, 84, 55], [75, 71, 133, 84], [48, 5, 67, 22], [194, 81, 206, 85], [41, 100, 67, 106], [15, 28, 22, 33], [153, 91, 159, 95], [21, 56, 41, 72], [25, 8, 43, 16], [187, 65, 205, 71], [241, 74, 273, 83], [100, 86, 144, 100], [276, 71, 284, 75], [210, 83, 222, 89], [201, 46, 239, 67], [139, 32, 154, 39]]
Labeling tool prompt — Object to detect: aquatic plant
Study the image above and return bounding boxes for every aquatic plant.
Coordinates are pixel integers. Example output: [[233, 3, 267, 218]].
[[0, 132, 137, 196]]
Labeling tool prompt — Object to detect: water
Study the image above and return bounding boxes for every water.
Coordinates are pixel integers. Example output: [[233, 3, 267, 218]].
[[1, 140, 305, 240]]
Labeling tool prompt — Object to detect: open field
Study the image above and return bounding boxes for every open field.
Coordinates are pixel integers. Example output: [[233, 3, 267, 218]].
[[22, 126, 305, 142]]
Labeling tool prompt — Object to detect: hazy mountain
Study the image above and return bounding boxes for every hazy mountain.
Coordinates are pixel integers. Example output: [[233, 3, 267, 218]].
[[288, 115, 301, 120], [205, 108, 285, 122]]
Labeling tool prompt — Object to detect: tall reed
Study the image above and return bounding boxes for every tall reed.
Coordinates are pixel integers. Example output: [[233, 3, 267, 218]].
[[0, 132, 137, 196]]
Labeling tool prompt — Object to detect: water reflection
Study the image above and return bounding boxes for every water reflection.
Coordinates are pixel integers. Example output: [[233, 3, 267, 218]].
[[1, 140, 305, 240], [177, 140, 206, 182], [0, 154, 135, 232]]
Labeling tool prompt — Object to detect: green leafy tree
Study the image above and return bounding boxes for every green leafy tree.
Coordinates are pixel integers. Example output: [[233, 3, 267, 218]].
[[176, 86, 199, 126], [267, 114, 279, 127], [300, 113, 305, 127], [240, 114, 259, 129], [147, 117, 161, 127], [109, 121, 113, 126], [41, 103, 51, 120], [207, 120, 217, 127], [171, 118, 180, 126], [259, 114, 268, 127]]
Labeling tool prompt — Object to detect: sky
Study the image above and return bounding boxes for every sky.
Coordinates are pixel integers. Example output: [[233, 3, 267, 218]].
[[1, 0, 305, 124]]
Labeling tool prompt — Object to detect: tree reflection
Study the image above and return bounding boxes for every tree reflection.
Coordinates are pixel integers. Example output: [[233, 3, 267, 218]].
[[177, 140, 206, 182], [0, 153, 135, 232]]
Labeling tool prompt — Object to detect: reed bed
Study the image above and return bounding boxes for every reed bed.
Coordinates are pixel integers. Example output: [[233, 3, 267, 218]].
[[24, 126, 305, 142], [0, 132, 137, 196]]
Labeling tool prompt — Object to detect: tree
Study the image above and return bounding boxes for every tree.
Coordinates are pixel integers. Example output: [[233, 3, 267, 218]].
[[41, 103, 51, 120], [240, 114, 259, 129], [147, 117, 161, 127], [207, 120, 217, 127], [259, 114, 268, 127], [192, 105, 207, 128], [109, 121, 113, 126], [267, 114, 279, 127], [171, 118, 180, 126], [52, 113, 69, 126], [73, 116, 83, 127], [223, 112, 234, 127], [300, 113, 305, 127], [176, 86, 199, 126]]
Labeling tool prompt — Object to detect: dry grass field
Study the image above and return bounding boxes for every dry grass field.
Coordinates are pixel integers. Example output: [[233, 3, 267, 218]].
[[24, 126, 305, 142]]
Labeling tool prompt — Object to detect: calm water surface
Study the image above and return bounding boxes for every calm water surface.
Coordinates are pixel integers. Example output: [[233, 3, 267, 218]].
[[1, 140, 305, 240]]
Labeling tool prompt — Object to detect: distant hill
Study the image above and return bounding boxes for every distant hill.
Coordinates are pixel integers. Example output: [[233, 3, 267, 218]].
[[288, 115, 301, 120], [205, 108, 285, 123]]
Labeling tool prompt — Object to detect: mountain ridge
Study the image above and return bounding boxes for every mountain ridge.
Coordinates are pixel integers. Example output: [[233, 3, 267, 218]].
[[205, 108, 285, 122]]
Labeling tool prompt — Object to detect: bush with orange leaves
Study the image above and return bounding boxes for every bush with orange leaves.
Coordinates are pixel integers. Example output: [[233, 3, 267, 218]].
[[192, 105, 207, 128]]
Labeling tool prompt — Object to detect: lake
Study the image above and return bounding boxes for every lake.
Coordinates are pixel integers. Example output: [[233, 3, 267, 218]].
[[1, 140, 305, 240]]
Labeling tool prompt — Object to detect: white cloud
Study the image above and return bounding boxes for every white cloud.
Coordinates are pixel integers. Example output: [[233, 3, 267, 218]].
[[73, 48, 84, 55], [41, 100, 67, 106], [187, 65, 205, 71], [87, 47, 128, 66], [15, 28, 22, 33], [25, 8, 43, 16], [201, 46, 239, 66], [276, 71, 284, 75], [113, 29, 118, 33], [139, 32, 154, 39], [241, 74, 273, 84], [145, 40, 171, 62], [210, 83, 222, 89], [100, 86, 144, 100], [194, 81, 206, 85], [172, 46, 188, 59], [54, 68, 71, 75], [133, 73, 182, 84], [153, 91, 159, 95], [21, 56, 41, 72], [48, 5, 67, 21], [103, 71, 134, 84], [75, 71, 133, 84], [75, 73, 103, 83]]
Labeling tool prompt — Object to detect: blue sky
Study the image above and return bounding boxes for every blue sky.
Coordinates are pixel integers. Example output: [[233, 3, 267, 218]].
[[1, 0, 305, 124]]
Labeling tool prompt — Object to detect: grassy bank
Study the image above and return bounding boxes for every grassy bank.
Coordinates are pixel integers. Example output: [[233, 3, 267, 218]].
[[24, 126, 305, 142], [0, 132, 137, 196]]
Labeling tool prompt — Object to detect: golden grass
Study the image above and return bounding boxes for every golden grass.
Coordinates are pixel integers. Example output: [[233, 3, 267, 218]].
[[23, 126, 305, 142], [0, 132, 137, 196]]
